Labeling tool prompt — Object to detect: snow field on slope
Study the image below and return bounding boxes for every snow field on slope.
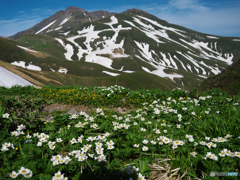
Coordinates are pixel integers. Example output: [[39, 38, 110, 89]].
[[17, 45, 38, 53], [0, 66, 34, 88], [206, 36, 218, 39], [54, 26, 62, 31], [142, 66, 183, 82], [60, 15, 72, 26], [11, 61, 41, 71], [55, 38, 74, 61], [179, 39, 234, 65], [64, 16, 131, 71], [36, 20, 56, 34], [59, 31, 71, 36], [102, 71, 120, 76]]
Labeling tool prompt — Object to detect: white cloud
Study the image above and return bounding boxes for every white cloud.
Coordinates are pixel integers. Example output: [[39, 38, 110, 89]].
[[168, 0, 209, 11]]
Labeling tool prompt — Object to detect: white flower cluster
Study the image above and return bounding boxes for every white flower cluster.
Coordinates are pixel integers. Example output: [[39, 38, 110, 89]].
[[10, 124, 26, 137], [113, 122, 131, 131], [51, 154, 72, 166], [52, 171, 68, 180], [9, 167, 32, 179], [1, 142, 15, 151]]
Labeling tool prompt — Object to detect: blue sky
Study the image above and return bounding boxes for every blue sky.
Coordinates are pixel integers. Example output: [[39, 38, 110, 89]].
[[1, 0, 240, 37]]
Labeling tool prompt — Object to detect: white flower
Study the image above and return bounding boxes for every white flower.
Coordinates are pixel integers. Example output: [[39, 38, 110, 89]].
[[51, 155, 62, 161], [138, 172, 146, 180], [2, 113, 10, 118], [88, 153, 94, 158], [9, 171, 19, 178], [188, 138, 194, 142], [200, 141, 205, 145], [206, 152, 214, 159], [142, 146, 148, 151], [219, 151, 226, 157], [39, 138, 47, 143], [37, 142, 42, 146], [48, 141, 56, 146], [95, 142, 103, 147], [53, 171, 64, 180], [133, 144, 139, 148], [107, 145, 114, 150], [18, 167, 30, 175], [70, 138, 77, 144], [223, 149, 231, 156], [49, 146, 55, 150], [163, 138, 170, 144], [56, 138, 63, 142], [234, 151, 240, 158], [53, 160, 59, 166], [106, 140, 114, 146], [190, 151, 197, 157], [11, 131, 19, 136], [64, 156, 72, 164], [150, 140, 156, 145], [205, 137, 210, 140], [142, 140, 148, 144], [23, 170, 32, 178]]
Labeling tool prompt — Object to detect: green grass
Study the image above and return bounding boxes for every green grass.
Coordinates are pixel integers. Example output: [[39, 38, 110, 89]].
[[16, 34, 66, 60], [0, 84, 240, 180]]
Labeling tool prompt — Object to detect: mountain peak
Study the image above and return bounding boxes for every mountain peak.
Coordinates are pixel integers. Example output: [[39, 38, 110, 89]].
[[121, 8, 149, 15], [65, 6, 84, 12]]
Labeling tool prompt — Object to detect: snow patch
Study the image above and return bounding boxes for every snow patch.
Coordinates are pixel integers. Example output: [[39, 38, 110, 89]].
[[233, 39, 240, 41], [36, 20, 56, 34], [55, 38, 74, 60], [104, 16, 118, 28], [206, 36, 218, 39], [11, 61, 42, 71], [102, 71, 120, 76], [198, 75, 207, 79], [142, 66, 183, 82], [54, 26, 62, 31], [59, 31, 71, 36], [17, 45, 38, 53], [0, 66, 34, 89], [60, 15, 72, 26], [58, 69, 68, 74]]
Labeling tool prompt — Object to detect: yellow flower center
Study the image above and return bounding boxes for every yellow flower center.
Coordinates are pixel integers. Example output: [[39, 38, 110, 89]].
[[56, 174, 61, 178], [22, 170, 26, 174]]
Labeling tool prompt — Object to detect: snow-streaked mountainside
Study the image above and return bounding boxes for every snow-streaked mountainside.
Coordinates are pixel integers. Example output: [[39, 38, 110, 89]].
[[4, 7, 240, 89], [0, 66, 34, 88]]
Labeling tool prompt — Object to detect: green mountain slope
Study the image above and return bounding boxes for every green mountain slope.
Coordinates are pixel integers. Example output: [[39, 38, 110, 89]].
[[190, 58, 240, 96], [1, 7, 240, 92]]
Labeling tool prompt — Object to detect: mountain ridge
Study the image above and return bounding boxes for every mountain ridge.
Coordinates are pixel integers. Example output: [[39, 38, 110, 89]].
[[1, 6, 240, 93]]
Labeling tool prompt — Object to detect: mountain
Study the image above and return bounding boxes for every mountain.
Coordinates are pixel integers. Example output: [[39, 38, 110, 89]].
[[191, 58, 240, 96], [1, 6, 240, 92], [9, 6, 116, 40]]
